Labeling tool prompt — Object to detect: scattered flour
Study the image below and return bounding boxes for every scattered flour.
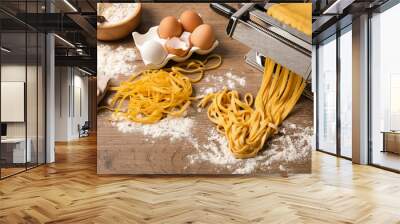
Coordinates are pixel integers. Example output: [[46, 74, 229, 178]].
[[113, 116, 195, 142], [198, 71, 246, 96], [226, 71, 246, 86], [191, 128, 237, 165], [98, 3, 138, 24], [112, 110, 311, 174], [187, 122, 313, 174], [97, 43, 137, 78]]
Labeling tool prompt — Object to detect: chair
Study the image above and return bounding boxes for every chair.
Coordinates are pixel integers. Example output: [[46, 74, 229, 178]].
[[79, 121, 90, 138]]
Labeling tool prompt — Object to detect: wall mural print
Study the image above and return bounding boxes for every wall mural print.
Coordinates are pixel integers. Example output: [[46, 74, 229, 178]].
[[97, 3, 313, 175]]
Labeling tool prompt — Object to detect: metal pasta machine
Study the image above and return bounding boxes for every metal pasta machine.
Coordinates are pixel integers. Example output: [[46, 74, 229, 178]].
[[210, 3, 313, 100]]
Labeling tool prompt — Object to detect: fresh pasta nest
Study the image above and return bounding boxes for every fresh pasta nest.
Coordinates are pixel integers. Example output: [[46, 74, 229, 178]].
[[198, 58, 306, 159], [106, 54, 222, 124]]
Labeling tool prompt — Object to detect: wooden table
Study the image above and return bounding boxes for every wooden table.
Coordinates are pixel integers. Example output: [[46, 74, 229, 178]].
[[1, 138, 32, 164], [381, 131, 400, 154], [97, 3, 313, 175]]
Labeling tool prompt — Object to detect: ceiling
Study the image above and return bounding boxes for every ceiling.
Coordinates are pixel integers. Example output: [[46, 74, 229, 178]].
[[0, 0, 96, 14], [0, 0, 96, 74]]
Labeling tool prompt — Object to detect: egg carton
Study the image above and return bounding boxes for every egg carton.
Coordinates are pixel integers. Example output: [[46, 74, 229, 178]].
[[132, 26, 219, 69]]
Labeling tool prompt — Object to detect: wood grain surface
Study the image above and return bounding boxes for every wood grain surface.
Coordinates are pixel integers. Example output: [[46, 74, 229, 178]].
[[2, 136, 400, 223], [97, 3, 313, 175]]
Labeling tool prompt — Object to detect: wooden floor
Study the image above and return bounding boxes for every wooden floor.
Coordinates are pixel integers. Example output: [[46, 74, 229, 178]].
[[1, 167, 26, 178], [0, 135, 400, 223], [372, 150, 400, 171]]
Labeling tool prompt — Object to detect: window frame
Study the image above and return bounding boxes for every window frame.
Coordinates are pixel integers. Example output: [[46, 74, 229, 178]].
[[367, 0, 400, 173], [0, 0, 47, 180], [315, 24, 353, 161]]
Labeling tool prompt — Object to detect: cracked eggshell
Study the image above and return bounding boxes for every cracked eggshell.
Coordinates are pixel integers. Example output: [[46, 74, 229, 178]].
[[165, 33, 192, 57]]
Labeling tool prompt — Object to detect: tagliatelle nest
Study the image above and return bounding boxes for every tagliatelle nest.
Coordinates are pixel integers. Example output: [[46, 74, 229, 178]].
[[101, 54, 222, 124], [198, 58, 306, 159]]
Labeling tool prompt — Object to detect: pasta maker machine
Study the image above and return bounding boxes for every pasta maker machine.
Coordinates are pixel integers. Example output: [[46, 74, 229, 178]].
[[210, 3, 313, 100]]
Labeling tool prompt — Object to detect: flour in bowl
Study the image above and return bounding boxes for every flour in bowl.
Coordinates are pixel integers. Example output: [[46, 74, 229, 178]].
[[98, 3, 138, 24]]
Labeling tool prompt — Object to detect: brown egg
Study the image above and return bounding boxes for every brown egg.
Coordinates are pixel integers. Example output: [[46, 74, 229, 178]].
[[179, 10, 203, 32], [158, 16, 183, 39], [190, 24, 215, 50]]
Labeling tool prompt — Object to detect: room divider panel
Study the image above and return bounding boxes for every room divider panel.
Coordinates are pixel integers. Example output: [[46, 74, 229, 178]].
[[0, 0, 46, 179]]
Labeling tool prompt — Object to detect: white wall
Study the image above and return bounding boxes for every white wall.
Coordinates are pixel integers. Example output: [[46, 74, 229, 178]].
[[1, 65, 26, 138], [76, 73, 89, 139], [54, 67, 89, 141], [1, 65, 35, 138], [55, 66, 70, 141], [1, 63, 46, 164]]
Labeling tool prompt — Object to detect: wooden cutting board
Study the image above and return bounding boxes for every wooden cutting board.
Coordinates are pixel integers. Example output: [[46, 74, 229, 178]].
[[97, 3, 313, 176]]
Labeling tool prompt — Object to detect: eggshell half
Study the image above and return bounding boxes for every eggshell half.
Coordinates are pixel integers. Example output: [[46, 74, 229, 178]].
[[165, 36, 191, 57]]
